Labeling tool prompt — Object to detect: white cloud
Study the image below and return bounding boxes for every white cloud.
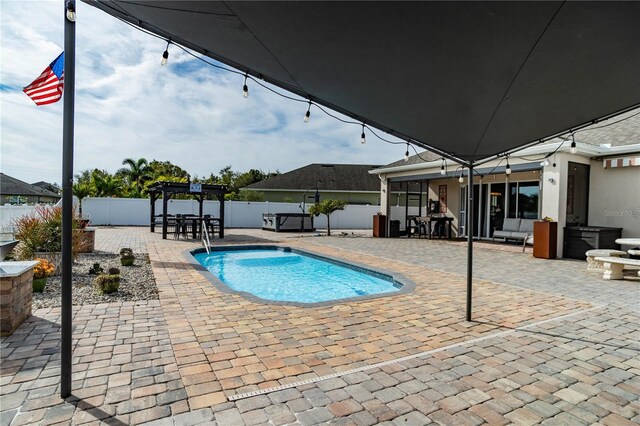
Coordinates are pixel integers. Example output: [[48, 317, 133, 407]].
[[1, 0, 406, 185]]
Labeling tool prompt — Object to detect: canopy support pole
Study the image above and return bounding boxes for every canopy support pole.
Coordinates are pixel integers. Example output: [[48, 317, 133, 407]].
[[466, 162, 474, 322], [61, 0, 76, 398]]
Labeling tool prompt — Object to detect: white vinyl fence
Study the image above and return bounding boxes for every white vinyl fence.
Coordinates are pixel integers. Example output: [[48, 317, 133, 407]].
[[0, 205, 37, 232], [1, 198, 421, 231]]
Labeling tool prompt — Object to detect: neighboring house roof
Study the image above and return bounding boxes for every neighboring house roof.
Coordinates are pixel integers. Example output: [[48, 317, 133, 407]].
[[32, 181, 60, 194], [0, 173, 61, 199], [244, 164, 382, 192]]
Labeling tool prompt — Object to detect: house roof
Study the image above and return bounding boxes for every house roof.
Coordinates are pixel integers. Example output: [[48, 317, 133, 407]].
[[378, 108, 640, 170], [1, 173, 61, 199], [555, 108, 640, 148], [32, 181, 60, 194], [244, 164, 382, 192]]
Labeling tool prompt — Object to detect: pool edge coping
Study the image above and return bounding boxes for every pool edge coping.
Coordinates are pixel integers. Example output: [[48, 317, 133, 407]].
[[183, 244, 416, 308]]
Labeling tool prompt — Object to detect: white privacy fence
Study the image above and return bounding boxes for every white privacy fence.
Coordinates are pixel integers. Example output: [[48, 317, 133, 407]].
[[0, 205, 37, 232], [1, 198, 420, 230]]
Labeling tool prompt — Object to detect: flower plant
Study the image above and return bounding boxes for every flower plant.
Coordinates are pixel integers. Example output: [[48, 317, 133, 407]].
[[33, 258, 55, 279]]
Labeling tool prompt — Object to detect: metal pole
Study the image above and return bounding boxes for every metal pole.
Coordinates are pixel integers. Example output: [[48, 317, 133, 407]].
[[466, 163, 474, 322], [61, 0, 76, 398]]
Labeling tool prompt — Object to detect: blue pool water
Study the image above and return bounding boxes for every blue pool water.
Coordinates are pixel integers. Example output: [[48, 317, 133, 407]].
[[194, 248, 400, 304]]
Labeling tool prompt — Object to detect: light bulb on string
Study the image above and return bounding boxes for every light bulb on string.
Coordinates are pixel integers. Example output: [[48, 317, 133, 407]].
[[458, 174, 464, 184], [304, 101, 311, 123], [404, 143, 410, 162], [505, 157, 512, 175], [66, 1, 76, 21], [242, 74, 249, 98], [360, 124, 366, 144], [160, 41, 170, 65], [570, 133, 577, 154], [440, 159, 446, 176], [540, 158, 550, 167]]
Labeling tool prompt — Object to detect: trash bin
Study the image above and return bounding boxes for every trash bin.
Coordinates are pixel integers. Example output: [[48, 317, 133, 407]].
[[389, 220, 400, 237]]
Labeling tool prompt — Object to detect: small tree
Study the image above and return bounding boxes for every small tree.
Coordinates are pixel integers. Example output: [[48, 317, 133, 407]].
[[308, 199, 347, 236]]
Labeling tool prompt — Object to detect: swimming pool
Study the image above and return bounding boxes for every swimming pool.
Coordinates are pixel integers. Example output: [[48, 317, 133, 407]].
[[191, 246, 413, 306]]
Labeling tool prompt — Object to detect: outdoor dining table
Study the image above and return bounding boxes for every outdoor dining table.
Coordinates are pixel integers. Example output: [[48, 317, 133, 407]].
[[417, 215, 453, 240], [615, 238, 640, 246], [615, 238, 640, 258]]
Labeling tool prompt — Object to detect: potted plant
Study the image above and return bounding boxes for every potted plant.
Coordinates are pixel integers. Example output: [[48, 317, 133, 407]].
[[32, 258, 55, 292], [120, 248, 135, 266], [95, 274, 120, 294]]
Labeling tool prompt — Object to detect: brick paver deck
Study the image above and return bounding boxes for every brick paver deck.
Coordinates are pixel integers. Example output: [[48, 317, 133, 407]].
[[1, 227, 638, 425]]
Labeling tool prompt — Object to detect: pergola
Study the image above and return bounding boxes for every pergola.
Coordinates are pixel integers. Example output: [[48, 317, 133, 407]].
[[53, 1, 640, 397], [148, 181, 227, 239]]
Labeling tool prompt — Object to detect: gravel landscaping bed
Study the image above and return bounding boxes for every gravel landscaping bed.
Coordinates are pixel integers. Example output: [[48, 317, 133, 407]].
[[33, 252, 159, 309]]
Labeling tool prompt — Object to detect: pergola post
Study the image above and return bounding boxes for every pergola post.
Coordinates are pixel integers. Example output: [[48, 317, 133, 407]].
[[150, 190, 158, 232], [162, 191, 169, 239], [218, 194, 225, 239], [466, 163, 474, 322]]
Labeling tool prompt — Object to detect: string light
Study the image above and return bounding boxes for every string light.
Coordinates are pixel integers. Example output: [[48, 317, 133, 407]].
[[570, 133, 577, 154], [107, 10, 640, 168], [160, 41, 170, 65], [458, 166, 464, 183], [440, 159, 446, 175], [242, 73, 249, 98], [540, 158, 550, 167], [66, 0, 76, 22], [360, 124, 366, 144], [505, 156, 512, 175], [304, 101, 311, 122], [404, 143, 410, 162]]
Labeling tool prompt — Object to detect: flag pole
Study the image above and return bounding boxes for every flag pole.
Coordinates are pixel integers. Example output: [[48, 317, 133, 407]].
[[61, 0, 76, 398]]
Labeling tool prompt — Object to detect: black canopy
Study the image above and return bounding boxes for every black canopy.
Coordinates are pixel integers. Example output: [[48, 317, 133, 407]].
[[84, 1, 640, 163]]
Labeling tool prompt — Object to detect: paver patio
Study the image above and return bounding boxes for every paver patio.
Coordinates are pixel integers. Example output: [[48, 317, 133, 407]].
[[1, 226, 638, 425]]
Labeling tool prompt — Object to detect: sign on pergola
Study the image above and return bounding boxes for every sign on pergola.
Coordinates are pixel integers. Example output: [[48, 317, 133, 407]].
[[148, 181, 227, 239]]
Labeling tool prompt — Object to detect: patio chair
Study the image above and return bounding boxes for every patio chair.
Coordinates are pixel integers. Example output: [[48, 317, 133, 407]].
[[408, 216, 427, 238], [174, 215, 193, 240]]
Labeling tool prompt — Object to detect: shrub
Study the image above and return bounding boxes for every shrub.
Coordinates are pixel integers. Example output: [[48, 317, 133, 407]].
[[88, 263, 104, 275], [13, 206, 83, 259], [95, 274, 120, 294], [108, 267, 120, 275], [120, 255, 135, 266], [120, 248, 133, 256]]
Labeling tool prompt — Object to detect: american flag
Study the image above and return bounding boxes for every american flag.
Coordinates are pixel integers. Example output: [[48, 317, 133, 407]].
[[23, 52, 65, 106]]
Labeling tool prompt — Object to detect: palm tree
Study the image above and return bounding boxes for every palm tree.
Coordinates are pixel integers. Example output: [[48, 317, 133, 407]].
[[118, 158, 149, 196], [72, 181, 94, 216], [308, 199, 347, 236], [92, 170, 123, 197]]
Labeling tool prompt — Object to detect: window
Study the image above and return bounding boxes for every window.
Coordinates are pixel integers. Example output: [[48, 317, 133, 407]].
[[507, 181, 540, 219]]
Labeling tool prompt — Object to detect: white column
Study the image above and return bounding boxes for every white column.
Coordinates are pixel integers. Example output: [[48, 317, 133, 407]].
[[379, 175, 389, 216]]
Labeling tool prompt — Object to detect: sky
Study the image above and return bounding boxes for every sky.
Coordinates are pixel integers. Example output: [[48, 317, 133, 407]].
[[1, 1, 406, 185]]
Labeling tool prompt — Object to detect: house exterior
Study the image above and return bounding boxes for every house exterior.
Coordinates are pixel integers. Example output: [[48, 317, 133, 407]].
[[0, 173, 61, 205], [371, 109, 640, 257], [243, 163, 383, 205]]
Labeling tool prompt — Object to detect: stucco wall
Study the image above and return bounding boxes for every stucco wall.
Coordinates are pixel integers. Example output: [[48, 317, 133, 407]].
[[589, 163, 640, 238]]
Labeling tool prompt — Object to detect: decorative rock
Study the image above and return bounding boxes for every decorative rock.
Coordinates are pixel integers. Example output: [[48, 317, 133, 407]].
[[32, 253, 158, 309]]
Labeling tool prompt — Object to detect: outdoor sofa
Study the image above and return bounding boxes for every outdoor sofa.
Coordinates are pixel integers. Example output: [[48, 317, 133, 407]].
[[493, 218, 536, 251]]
